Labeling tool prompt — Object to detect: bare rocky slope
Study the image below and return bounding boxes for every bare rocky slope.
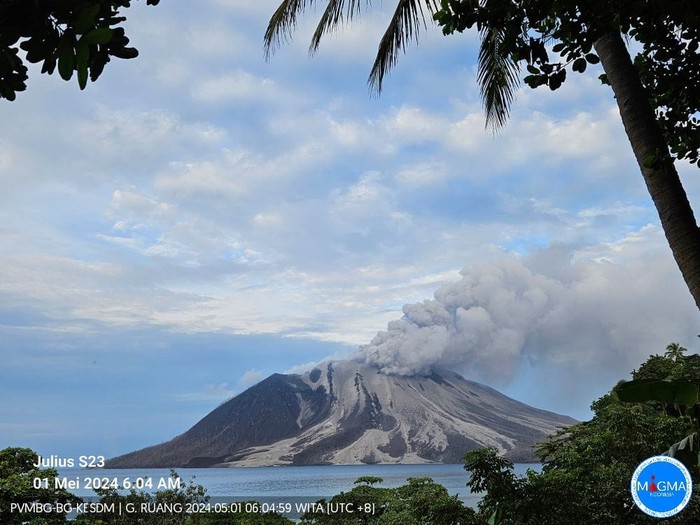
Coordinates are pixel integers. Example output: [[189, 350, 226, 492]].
[[106, 360, 576, 467]]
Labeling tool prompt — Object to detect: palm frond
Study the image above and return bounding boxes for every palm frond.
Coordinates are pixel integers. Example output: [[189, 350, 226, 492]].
[[310, 0, 365, 54], [265, 0, 439, 94], [368, 0, 439, 93], [478, 25, 520, 131], [264, 0, 318, 60]]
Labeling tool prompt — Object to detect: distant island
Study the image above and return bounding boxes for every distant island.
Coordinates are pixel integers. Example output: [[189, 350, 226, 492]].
[[106, 360, 576, 468]]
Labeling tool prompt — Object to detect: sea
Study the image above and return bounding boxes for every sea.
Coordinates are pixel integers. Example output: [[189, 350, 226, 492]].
[[58, 463, 540, 520]]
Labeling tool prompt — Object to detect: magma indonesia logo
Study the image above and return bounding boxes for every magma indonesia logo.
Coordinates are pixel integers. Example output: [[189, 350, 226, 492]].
[[631, 456, 693, 518]]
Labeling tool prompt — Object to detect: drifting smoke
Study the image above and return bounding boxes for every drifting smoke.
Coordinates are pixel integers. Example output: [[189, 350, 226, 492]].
[[355, 236, 699, 388]]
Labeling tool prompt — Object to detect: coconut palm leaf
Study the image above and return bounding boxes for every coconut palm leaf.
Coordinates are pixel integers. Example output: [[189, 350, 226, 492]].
[[478, 24, 520, 131], [310, 0, 366, 53], [264, 0, 318, 59], [368, 0, 439, 92]]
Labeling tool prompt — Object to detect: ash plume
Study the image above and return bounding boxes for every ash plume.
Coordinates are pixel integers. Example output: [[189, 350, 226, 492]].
[[355, 241, 699, 387]]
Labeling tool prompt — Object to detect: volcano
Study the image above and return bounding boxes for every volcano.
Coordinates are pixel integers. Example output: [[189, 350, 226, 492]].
[[106, 360, 575, 467]]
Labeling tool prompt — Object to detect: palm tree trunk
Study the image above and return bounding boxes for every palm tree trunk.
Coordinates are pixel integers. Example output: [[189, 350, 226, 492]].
[[594, 30, 700, 312]]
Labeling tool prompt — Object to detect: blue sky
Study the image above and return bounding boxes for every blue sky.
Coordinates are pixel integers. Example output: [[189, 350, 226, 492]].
[[2, 0, 700, 460]]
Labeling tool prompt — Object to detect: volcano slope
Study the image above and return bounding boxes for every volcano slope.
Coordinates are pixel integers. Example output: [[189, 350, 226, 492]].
[[106, 360, 575, 467]]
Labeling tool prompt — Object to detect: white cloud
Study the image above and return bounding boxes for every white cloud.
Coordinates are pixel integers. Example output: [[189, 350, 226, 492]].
[[283, 361, 322, 375], [331, 171, 388, 214], [395, 160, 448, 187], [384, 105, 446, 143], [192, 71, 279, 104], [74, 106, 227, 162], [238, 369, 264, 387], [175, 383, 237, 403]]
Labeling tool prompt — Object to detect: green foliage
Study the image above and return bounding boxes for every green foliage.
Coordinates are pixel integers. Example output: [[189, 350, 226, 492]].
[[462, 346, 700, 524], [615, 378, 700, 407], [614, 344, 700, 477], [478, 22, 519, 130], [0, 447, 79, 524], [299, 476, 481, 525], [0, 0, 160, 100], [353, 476, 384, 486], [433, 0, 700, 165], [0, 449, 291, 525]]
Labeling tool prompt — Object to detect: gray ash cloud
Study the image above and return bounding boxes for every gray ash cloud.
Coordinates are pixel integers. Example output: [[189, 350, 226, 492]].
[[355, 241, 699, 388]]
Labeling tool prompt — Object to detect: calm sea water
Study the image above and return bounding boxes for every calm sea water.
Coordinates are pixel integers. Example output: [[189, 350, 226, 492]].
[[59, 463, 540, 509]]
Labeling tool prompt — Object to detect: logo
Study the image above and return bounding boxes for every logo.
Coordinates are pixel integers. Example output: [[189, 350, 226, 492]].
[[631, 456, 692, 518]]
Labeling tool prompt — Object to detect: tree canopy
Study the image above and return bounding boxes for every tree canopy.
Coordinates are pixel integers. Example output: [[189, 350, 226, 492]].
[[298, 475, 480, 524], [0, 0, 159, 100], [0, 447, 79, 524], [464, 345, 700, 524]]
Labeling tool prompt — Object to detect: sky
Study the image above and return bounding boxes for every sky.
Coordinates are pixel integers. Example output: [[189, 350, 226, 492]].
[[2, 0, 700, 460]]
